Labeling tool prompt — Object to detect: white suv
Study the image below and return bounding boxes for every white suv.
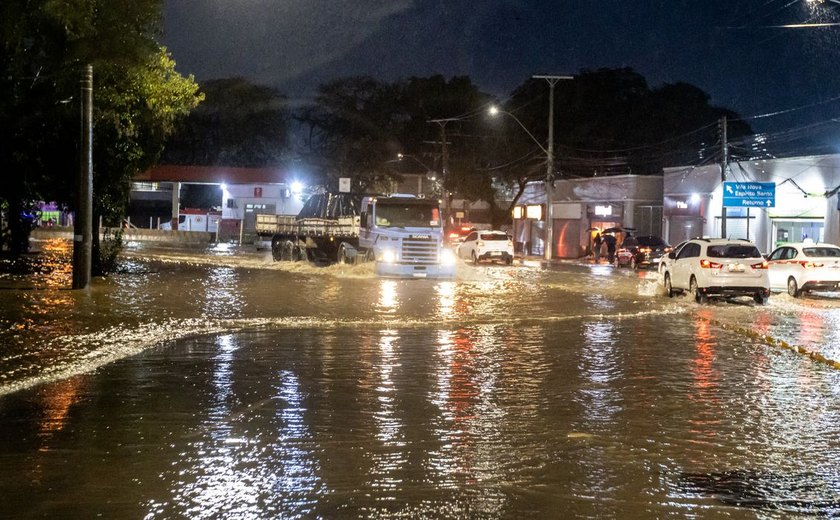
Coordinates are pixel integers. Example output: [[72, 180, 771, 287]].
[[662, 238, 770, 304]]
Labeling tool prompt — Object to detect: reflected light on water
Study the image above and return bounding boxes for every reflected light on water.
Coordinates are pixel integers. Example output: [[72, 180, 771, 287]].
[[202, 267, 244, 318], [434, 281, 456, 318], [376, 280, 399, 313], [161, 335, 321, 519]]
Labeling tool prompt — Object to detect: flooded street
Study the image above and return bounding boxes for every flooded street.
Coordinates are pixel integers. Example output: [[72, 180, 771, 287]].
[[2, 239, 840, 518]]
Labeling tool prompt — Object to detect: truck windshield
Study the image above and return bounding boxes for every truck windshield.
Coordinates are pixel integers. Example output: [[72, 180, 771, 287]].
[[375, 203, 440, 228]]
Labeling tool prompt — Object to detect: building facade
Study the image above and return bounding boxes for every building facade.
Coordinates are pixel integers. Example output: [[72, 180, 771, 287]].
[[664, 154, 840, 253]]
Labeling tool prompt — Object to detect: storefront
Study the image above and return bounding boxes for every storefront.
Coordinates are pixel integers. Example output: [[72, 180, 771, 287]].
[[511, 175, 663, 258], [664, 155, 840, 252]]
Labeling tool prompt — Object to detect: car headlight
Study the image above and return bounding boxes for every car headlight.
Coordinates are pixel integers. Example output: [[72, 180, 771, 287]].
[[380, 248, 397, 263], [440, 248, 457, 266]]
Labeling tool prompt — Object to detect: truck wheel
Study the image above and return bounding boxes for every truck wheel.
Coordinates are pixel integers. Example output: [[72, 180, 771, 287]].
[[337, 244, 352, 264], [291, 245, 304, 262], [281, 241, 296, 261], [271, 238, 283, 261]]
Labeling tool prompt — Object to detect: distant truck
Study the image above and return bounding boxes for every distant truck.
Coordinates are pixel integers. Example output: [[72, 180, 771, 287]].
[[255, 192, 456, 278]]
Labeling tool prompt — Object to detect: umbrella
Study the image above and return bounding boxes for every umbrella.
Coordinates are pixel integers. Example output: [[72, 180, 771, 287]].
[[603, 226, 636, 234]]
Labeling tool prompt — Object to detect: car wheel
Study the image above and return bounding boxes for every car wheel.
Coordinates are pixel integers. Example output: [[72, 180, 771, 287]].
[[471, 251, 479, 265], [505, 256, 513, 265], [614, 257, 620, 268], [664, 272, 674, 298], [754, 292, 769, 305], [690, 276, 707, 304], [787, 277, 800, 298], [630, 257, 637, 270]]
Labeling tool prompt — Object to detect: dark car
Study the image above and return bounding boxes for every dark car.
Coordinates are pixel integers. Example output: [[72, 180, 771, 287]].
[[614, 235, 671, 269]]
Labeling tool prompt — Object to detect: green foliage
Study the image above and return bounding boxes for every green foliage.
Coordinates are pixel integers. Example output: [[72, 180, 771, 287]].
[[0, 0, 202, 255], [299, 75, 491, 196], [95, 227, 123, 275]]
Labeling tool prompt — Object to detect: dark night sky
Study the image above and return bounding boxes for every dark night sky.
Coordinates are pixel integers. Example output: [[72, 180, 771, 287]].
[[163, 1, 840, 140]]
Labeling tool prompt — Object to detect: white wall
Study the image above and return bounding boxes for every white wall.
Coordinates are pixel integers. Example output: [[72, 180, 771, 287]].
[[221, 183, 305, 219]]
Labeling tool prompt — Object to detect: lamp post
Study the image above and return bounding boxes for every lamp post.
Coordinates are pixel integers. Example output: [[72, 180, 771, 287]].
[[532, 75, 573, 260], [394, 153, 439, 197], [489, 75, 572, 260]]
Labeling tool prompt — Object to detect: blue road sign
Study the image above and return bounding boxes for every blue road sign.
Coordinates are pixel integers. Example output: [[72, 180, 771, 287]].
[[722, 181, 775, 208]]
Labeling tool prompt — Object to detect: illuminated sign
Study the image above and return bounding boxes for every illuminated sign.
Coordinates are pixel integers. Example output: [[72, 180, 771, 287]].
[[676, 201, 688, 209], [594, 205, 612, 216], [526, 205, 544, 220], [723, 181, 775, 208]]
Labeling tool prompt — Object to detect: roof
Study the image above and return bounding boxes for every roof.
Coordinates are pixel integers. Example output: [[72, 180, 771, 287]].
[[135, 165, 290, 185]]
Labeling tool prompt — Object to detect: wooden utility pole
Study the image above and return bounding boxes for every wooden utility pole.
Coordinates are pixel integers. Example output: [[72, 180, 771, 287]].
[[720, 116, 728, 239], [72, 65, 93, 289]]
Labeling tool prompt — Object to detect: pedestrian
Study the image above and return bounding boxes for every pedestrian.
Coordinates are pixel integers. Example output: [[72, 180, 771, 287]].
[[593, 233, 602, 263], [604, 233, 617, 263]]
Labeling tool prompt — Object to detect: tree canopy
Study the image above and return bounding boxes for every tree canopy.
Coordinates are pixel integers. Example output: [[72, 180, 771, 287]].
[[0, 0, 202, 254], [162, 78, 289, 167]]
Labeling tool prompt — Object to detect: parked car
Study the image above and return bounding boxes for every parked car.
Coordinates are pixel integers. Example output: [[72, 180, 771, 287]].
[[457, 230, 514, 265], [661, 238, 770, 304], [766, 241, 840, 297], [614, 235, 671, 269]]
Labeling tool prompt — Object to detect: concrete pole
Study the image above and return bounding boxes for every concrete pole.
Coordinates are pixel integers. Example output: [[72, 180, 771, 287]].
[[533, 75, 573, 260], [171, 182, 181, 230], [72, 65, 93, 290]]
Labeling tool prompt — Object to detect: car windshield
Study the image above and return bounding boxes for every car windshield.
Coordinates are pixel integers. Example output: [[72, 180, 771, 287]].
[[375, 203, 440, 228], [480, 233, 508, 241], [803, 247, 840, 258], [707, 244, 761, 259], [636, 236, 667, 247]]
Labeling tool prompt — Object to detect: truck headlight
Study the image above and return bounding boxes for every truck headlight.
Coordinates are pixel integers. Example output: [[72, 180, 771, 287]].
[[440, 248, 456, 266], [381, 249, 397, 263]]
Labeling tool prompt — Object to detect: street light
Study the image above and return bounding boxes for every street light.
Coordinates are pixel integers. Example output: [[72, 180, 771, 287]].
[[489, 76, 573, 260], [393, 153, 440, 197]]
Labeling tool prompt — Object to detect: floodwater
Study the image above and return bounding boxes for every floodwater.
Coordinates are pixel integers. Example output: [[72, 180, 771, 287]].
[[1, 238, 840, 518]]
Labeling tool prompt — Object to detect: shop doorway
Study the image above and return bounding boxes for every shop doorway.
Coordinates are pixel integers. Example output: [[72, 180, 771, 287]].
[[772, 219, 824, 248]]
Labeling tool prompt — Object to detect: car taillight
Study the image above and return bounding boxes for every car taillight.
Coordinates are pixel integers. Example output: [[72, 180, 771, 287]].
[[751, 260, 769, 269], [700, 259, 723, 269], [799, 261, 824, 268], [639, 247, 651, 253], [448, 232, 460, 239], [664, 247, 672, 253]]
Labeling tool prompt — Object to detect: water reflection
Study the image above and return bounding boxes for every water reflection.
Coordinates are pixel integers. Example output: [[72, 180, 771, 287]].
[[376, 280, 399, 314], [688, 312, 722, 444], [202, 267, 244, 319]]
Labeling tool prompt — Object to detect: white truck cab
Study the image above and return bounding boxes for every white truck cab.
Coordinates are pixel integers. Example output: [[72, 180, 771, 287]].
[[359, 194, 456, 278]]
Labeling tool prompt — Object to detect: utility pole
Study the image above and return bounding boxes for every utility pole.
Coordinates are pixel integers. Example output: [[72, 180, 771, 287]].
[[720, 116, 728, 239], [428, 118, 458, 222], [533, 75, 573, 260], [73, 64, 93, 289]]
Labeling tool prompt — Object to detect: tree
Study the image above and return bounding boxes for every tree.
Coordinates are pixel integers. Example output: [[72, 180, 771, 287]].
[[0, 0, 202, 261], [298, 76, 404, 193], [484, 68, 753, 211], [162, 78, 289, 167]]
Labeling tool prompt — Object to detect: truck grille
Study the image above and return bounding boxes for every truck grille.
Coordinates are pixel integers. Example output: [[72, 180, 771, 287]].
[[401, 238, 438, 264]]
